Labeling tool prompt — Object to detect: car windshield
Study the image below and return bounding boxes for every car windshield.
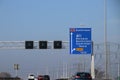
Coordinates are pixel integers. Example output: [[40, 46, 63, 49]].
[[76, 72, 91, 78]]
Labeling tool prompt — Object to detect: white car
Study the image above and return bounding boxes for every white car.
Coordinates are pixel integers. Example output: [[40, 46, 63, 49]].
[[28, 74, 35, 80]]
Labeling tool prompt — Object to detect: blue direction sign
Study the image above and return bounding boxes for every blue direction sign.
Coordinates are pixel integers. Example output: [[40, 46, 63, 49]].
[[70, 28, 92, 54]]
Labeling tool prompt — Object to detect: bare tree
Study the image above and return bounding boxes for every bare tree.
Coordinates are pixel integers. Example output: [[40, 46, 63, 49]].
[[0, 72, 11, 77], [95, 68, 105, 79]]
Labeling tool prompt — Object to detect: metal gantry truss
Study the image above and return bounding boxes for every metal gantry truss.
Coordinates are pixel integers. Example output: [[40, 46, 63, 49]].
[[0, 41, 69, 49], [0, 41, 120, 50], [0, 41, 25, 49]]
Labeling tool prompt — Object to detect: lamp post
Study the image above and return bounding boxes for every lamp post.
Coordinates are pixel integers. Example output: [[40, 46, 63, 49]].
[[118, 63, 120, 80], [104, 0, 108, 79]]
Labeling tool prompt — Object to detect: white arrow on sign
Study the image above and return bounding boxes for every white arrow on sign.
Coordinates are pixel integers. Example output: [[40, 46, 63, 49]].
[[70, 32, 75, 53]]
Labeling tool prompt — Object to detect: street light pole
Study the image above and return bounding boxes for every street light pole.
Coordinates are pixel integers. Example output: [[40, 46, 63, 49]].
[[118, 63, 120, 80], [104, 0, 108, 79]]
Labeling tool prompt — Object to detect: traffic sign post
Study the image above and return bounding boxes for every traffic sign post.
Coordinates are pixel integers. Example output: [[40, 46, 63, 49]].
[[69, 28, 95, 79], [14, 64, 19, 77], [70, 28, 92, 54]]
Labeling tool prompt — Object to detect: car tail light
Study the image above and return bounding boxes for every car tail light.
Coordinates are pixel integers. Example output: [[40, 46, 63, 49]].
[[75, 76, 80, 78], [87, 75, 92, 79], [38, 75, 44, 80]]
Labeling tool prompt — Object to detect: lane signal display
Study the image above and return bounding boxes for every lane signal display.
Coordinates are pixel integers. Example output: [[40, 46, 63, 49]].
[[25, 41, 34, 49], [54, 41, 62, 49], [39, 41, 47, 49]]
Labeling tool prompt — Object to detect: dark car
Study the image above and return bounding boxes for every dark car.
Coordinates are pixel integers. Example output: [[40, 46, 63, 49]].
[[44, 75, 50, 80], [38, 75, 44, 80], [38, 75, 50, 80], [73, 72, 92, 80]]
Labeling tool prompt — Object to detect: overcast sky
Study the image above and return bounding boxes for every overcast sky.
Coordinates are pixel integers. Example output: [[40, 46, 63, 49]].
[[0, 0, 120, 79]]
